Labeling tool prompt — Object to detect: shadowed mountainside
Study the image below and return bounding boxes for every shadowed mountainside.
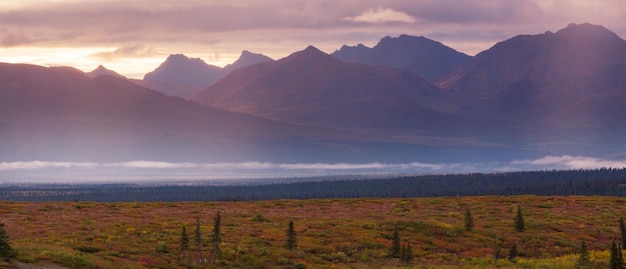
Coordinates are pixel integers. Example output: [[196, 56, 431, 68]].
[[332, 34, 470, 81], [0, 63, 351, 162], [193, 46, 469, 136], [440, 23, 626, 148]]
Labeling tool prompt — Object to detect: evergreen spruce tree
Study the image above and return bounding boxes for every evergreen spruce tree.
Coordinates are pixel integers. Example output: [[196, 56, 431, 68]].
[[194, 216, 202, 263], [576, 239, 590, 268], [617, 246, 625, 268], [391, 224, 401, 258], [286, 219, 297, 250], [178, 225, 189, 264], [400, 242, 407, 262], [0, 222, 16, 260], [610, 239, 621, 269], [405, 241, 413, 264], [464, 207, 474, 231], [211, 211, 222, 264], [508, 242, 518, 263], [180, 225, 189, 252], [619, 217, 626, 249], [514, 205, 525, 232], [617, 244, 625, 269]]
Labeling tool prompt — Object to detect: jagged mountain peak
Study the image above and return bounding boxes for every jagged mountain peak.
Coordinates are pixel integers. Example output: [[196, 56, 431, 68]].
[[378, 34, 428, 45], [143, 53, 222, 90], [303, 45, 325, 54], [332, 34, 470, 81], [161, 54, 211, 68], [284, 45, 337, 63], [86, 65, 125, 79], [224, 50, 273, 72]]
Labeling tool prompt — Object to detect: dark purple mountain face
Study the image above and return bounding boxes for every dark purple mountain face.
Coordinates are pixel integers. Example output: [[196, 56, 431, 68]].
[[332, 35, 470, 81], [442, 23, 626, 149], [440, 23, 626, 100], [193, 46, 469, 136]]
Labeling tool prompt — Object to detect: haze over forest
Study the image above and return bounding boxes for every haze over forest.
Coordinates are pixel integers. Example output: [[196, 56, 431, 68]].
[[1, 1, 626, 181]]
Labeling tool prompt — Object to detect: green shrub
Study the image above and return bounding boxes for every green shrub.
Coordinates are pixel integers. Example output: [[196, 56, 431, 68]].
[[155, 241, 170, 253], [74, 246, 103, 253], [42, 250, 95, 268], [251, 213, 270, 222]]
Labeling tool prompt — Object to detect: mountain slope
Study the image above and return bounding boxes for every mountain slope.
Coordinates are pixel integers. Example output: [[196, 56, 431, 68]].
[[440, 23, 626, 100], [0, 63, 346, 162], [441, 23, 626, 151], [192, 46, 467, 135], [332, 35, 470, 81]]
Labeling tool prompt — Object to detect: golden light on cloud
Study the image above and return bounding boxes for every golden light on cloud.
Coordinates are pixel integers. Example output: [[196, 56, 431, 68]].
[[0, 46, 112, 69], [0, 1, 624, 78], [343, 7, 417, 24]]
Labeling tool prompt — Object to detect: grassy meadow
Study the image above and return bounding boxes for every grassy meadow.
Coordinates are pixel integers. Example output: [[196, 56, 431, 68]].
[[1, 196, 625, 268]]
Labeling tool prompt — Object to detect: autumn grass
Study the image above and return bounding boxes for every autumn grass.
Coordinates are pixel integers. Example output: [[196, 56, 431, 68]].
[[0, 196, 624, 268]]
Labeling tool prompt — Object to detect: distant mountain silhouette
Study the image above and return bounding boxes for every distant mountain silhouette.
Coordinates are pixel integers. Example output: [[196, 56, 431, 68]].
[[224, 50, 273, 72], [193, 45, 468, 135], [332, 35, 470, 81], [141, 51, 273, 98], [86, 65, 126, 79], [143, 54, 223, 92]]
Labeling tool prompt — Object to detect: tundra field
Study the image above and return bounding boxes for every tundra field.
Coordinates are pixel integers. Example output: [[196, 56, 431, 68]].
[[0, 196, 624, 268]]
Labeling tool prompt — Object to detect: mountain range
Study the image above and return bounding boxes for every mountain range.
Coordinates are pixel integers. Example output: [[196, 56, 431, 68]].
[[2, 23, 626, 164], [192, 46, 465, 135], [140, 51, 273, 97]]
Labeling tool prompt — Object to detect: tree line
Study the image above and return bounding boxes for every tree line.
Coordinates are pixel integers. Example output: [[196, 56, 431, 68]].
[[0, 168, 625, 202]]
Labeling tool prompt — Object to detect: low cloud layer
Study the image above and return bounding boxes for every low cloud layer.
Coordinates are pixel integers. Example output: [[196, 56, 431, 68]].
[[0, 160, 446, 172], [1, 155, 625, 183], [512, 155, 626, 170]]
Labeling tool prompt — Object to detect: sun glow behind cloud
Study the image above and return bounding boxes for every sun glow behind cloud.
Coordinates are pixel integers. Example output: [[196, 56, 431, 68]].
[[1, 1, 624, 78], [343, 7, 417, 24]]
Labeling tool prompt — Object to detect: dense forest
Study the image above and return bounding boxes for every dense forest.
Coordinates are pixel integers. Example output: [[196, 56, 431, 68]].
[[1, 168, 625, 202]]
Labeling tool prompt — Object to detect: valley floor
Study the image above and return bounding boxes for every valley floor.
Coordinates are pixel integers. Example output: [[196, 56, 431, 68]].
[[1, 196, 624, 268]]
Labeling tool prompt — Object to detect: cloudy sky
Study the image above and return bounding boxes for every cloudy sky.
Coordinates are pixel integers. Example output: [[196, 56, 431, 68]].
[[1, 0, 624, 79]]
